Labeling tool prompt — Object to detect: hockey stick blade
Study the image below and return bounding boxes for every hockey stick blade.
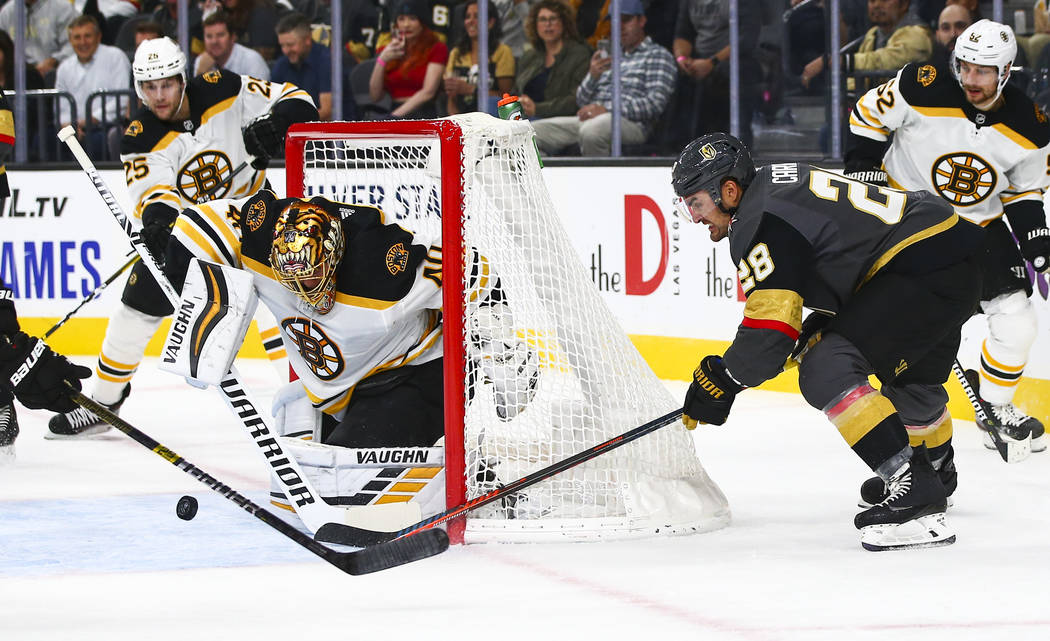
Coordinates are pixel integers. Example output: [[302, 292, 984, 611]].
[[951, 361, 1010, 463], [69, 388, 448, 575], [315, 408, 685, 547]]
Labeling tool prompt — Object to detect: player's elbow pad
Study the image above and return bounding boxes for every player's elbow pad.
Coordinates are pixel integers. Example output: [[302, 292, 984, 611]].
[[273, 95, 320, 127]]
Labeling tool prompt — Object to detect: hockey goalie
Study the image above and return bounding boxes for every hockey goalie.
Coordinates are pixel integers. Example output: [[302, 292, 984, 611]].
[[159, 189, 538, 527]]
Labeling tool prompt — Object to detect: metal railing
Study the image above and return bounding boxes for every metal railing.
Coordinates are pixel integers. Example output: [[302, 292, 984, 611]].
[[84, 89, 136, 161]]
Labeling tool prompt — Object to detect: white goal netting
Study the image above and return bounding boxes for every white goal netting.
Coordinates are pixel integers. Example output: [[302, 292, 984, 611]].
[[291, 113, 729, 542]]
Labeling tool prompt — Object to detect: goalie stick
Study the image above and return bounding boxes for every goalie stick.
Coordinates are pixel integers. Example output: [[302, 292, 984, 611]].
[[951, 359, 1010, 463], [314, 408, 684, 546], [44, 253, 139, 339], [57, 126, 407, 536], [68, 388, 448, 574]]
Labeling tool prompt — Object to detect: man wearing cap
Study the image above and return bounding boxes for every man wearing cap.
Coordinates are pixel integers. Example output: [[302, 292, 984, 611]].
[[530, 0, 675, 156]]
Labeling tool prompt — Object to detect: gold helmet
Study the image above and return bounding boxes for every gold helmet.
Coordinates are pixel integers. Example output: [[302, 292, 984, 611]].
[[269, 200, 344, 314]]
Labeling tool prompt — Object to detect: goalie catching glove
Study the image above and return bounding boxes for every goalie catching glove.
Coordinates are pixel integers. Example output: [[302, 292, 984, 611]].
[[0, 333, 91, 412], [682, 356, 744, 429]]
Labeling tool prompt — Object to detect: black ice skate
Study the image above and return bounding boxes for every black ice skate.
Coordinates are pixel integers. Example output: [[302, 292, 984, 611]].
[[964, 369, 1038, 459], [45, 384, 129, 439], [855, 445, 954, 551], [0, 401, 18, 464], [858, 445, 957, 508]]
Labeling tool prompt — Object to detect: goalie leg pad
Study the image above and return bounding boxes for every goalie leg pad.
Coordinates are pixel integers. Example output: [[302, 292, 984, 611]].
[[158, 258, 259, 387], [278, 438, 445, 528]]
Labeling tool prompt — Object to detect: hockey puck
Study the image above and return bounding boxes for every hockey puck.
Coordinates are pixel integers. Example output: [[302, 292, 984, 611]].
[[176, 495, 198, 521]]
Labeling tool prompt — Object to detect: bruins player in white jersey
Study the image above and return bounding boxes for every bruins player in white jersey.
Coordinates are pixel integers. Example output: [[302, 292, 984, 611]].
[[47, 37, 318, 438], [161, 192, 532, 512], [672, 133, 985, 550], [847, 19, 1050, 459]]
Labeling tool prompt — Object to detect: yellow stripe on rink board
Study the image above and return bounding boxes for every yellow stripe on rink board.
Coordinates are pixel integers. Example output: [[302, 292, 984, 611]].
[[17, 323, 1050, 426]]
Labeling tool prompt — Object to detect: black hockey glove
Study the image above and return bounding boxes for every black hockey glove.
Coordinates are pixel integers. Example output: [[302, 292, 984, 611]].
[[842, 169, 887, 187], [1019, 227, 1050, 273], [140, 205, 179, 260], [786, 311, 833, 369], [0, 285, 17, 337], [0, 332, 91, 412], [682, 356, 744, 429], [243, 112, 290, 169]]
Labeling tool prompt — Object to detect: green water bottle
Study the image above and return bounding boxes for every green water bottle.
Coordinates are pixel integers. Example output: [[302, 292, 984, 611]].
[[497, 93, 543, 168]]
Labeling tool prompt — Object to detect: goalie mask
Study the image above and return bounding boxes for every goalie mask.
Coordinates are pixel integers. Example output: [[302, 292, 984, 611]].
[[951, 19, 1016, 108], [671, 133, 755, 218], [269, 201, 345, 314]]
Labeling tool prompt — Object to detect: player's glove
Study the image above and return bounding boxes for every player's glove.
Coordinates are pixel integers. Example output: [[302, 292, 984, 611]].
[[243, 112, 290, 169], [1019, 227, 1050, 273], [140, 206, 179, 259], [682, 356, 744, 429], [0, 287, 17, 337], [0, 332, 91, 412], [785, 311, 833, 370], [842, 169, 887, 187]]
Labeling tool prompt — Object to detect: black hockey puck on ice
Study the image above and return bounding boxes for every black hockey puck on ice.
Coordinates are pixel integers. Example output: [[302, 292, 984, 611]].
[[176, 495, 198, 521]]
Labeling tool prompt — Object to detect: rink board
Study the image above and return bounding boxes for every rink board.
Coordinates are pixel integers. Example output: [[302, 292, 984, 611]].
[[4, 165, 1049, 422]]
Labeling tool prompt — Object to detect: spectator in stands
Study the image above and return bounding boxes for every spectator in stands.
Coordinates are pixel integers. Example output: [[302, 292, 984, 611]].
[[0, 0, 78, 83], [201, 0, 282, 61], [369, 0, 448, 119], [445, 0, 515, 115], [150, 0, 204, 55], [493, 0, 531, 57], [0, 30, 46, 92], [800, 0, 932, 91], [55, 15, 131, 159], [92, 0, 140, 44], [929, 3, 971, 66], [194, 10, 271, 78], [671, 0, 762, 145], [571, 0, 609, 49], [134, 20, 165, 49], [272, 12, 333, 119], [513, 0, 591, 119], [531, 0, 674, 155], [296, 0, 390, 64]]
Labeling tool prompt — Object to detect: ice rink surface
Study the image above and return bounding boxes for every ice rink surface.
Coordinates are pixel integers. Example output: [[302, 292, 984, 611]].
[[2, 359, 1048, 641]]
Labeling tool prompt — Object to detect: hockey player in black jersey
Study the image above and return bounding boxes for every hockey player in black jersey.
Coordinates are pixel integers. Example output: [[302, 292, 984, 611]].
[[672, 133, 985, 550], [847, 19, 1050, 458]]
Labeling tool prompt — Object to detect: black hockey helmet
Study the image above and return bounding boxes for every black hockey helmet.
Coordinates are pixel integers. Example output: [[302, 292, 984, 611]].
[[671, 133, 756, 209]]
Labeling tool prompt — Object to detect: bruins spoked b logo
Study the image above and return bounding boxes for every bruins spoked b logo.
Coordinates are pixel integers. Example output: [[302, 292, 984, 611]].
[[178, 151, 234, 204], [281, 317, 345, 380], [930, 152, 997, 206]]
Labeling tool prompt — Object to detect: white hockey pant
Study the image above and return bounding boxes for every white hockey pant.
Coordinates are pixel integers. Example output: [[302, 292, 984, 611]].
[[979, 290, 1037, 405]]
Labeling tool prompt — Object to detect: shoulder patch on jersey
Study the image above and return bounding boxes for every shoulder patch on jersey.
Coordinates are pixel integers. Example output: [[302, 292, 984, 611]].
[[1035, 103, 1047, 124], [245, 199, 267, 232], [201, 70, 222, 83], [385, 243, 410, 275], [992, 84, 1050, 148], [187, 71, 242, 115], [120, 109, 172, 155], [917, 64, 936, 87]]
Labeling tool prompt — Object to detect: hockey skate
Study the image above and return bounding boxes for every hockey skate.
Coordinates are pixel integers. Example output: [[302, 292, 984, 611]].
[[0, 401, 18, 464], [855, 445, 955, 551], [45, 384, 129, 439], [964, 369, 1038, 459], [858, 445, 957, 509]]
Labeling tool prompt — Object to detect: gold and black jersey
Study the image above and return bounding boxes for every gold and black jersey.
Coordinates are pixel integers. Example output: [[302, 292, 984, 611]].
[[119, 70, 314, 224], [721, 163, 982, 386], [851, 62, 1050, 225]]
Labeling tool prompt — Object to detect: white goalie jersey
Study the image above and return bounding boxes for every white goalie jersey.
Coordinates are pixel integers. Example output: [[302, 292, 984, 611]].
[[168, 190, 449, 417], [120, 70, 314, 225], [850, 62, 1050, 225]]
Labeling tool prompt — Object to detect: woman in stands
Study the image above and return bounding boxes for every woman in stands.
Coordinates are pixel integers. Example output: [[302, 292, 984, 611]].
[[369, 0, 448, 119], [512, 0, 591, 119], [444, 0, 515, 115]]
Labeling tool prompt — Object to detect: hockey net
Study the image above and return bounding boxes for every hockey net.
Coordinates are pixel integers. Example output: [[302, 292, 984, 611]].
[[286, 114, 729, 543]]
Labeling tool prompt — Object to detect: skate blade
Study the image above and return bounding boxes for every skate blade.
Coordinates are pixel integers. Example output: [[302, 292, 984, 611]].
[[859, 513, 955, 551], [43, 424, 113, 440], [981, 431, 1031, 462]]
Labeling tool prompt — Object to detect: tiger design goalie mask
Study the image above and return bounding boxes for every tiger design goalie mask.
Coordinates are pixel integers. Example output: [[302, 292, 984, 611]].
[[269, 201, 345, 314]]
